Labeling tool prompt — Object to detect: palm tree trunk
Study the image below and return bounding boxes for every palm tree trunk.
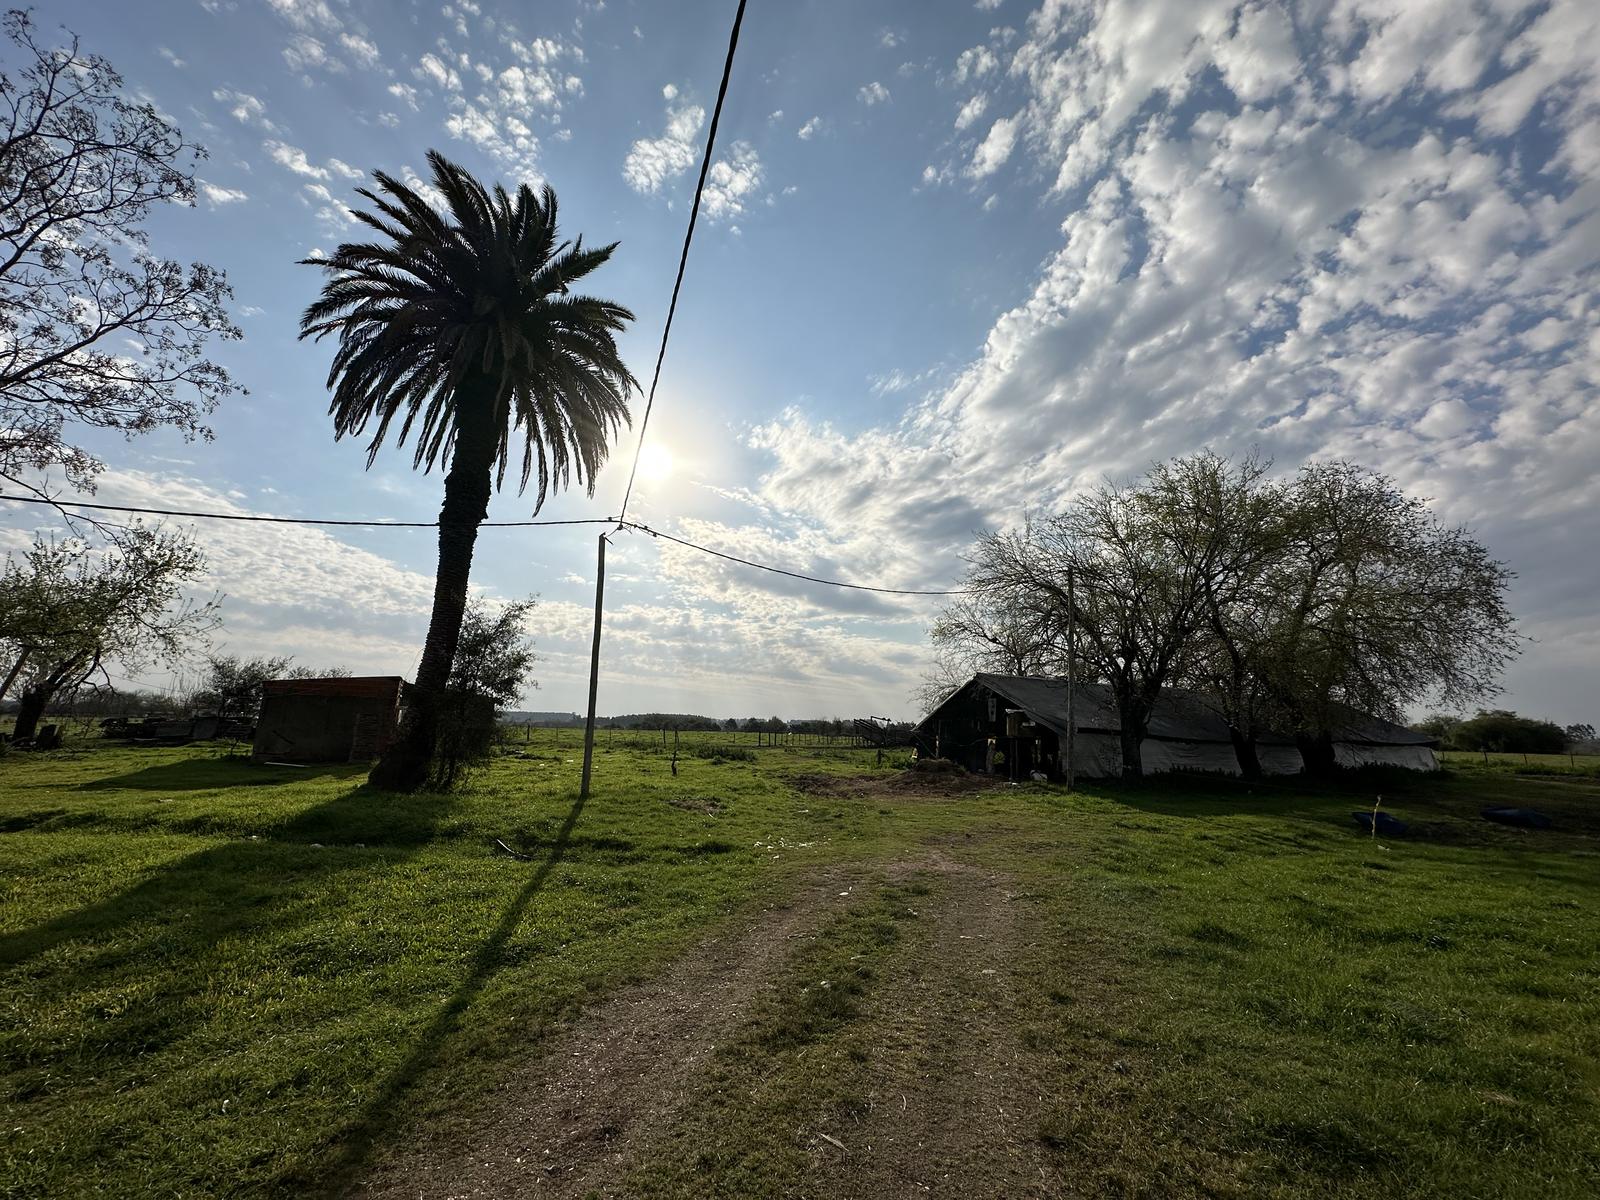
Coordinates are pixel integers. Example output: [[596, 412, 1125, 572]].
[[369, 387, 498, 792]]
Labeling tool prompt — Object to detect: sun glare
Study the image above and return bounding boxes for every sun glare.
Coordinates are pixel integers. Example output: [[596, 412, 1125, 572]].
[[638, 442, 675, 482]]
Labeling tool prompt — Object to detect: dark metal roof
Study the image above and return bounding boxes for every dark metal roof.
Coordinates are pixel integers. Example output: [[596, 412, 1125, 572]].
[[917, 673, 1436, 747], [262, 676, 406, 701]]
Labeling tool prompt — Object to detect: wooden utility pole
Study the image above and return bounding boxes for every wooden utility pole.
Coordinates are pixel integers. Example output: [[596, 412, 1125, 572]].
[[579, 533, 608, 799], [1066, 563, 1077, 791]]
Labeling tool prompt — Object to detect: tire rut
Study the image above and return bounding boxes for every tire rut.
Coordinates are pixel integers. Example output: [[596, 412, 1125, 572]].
[[354, 869, 858, 1199], [808, 856, 1052, 1198]]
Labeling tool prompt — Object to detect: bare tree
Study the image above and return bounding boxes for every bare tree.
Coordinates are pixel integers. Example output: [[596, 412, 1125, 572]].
[[0, 10, 241, 494], [912, 592, 1061, 714], [0, 524, 218, 738], [962, 474, 1222, 776]]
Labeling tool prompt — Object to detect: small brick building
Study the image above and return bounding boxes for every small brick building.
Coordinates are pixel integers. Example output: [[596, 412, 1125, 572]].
[[251, 676, 405, 764]]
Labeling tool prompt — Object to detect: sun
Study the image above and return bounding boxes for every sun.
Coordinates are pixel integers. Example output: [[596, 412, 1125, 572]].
[[638, 442, 675, 483]]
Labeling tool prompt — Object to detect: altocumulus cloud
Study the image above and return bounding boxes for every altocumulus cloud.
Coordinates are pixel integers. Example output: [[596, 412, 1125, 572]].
[[687, 0, 1600, 717]]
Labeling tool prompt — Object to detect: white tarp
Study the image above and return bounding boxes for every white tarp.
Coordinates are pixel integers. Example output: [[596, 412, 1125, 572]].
[[1064, 733, 1438, 778]]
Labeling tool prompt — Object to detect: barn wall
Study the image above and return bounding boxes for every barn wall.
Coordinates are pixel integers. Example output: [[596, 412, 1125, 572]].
[[1334, 743, 1439, 771], [1140, 738, 1243, 776], [1258, 744, 1306, 775], [253, 691, 399, 763]]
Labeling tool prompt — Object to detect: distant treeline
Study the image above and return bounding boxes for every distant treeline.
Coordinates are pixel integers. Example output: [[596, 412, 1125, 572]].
[[1415, 710, 1596, 755], [502, 712, 876, 735]]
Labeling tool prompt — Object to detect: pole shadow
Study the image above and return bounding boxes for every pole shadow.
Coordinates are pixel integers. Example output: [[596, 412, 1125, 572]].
[[304, 787, 589, 1195]]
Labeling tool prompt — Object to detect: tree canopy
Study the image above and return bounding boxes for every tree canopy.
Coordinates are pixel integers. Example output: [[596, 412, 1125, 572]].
[[0, 11, 240, 492], [0, 524, 218, 738], [935, 453, 1521, 776]]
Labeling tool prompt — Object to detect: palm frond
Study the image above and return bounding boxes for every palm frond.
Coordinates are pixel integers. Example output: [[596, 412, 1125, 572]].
[[298, 151, 639, 507]]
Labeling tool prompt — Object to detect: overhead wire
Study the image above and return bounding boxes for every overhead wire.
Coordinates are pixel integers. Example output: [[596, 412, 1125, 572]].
[[0, 1, 970, 609], [1, 491, 971, 597], [0, 493, 619, 528], [615, 0, 748, 526], [626, 521, 967, 596]]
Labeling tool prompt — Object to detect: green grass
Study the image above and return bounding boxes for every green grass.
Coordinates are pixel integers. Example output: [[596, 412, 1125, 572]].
[[3, 737, 1598, 1197], [1440, 749, 1600, 777]]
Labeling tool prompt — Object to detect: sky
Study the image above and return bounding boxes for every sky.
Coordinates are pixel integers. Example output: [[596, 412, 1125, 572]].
[[3, 0, 1597, 723]]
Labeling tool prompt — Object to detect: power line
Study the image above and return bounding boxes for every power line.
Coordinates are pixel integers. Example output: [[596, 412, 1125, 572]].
[[2, 491, 970, 597], [0, 492, 618, 529], [628, 522, 967, 596], [617, 0, 749, 525]]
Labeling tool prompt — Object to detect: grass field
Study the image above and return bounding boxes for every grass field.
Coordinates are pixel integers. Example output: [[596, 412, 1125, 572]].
[[3, 734, 1598, 1197], [1440, 748, 1600, 776]]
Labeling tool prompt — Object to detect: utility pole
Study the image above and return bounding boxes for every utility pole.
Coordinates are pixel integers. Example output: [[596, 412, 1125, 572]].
[[579, 533, 608, 799], [1066, 563, 1076, 791]]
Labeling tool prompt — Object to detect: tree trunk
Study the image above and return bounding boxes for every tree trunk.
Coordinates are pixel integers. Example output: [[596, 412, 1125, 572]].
[[1296, 730, 1338, 777], [368, 385, 499, 793], [0, 647, 30, 705], [1228, 725, 1262, 780], [1117, 715, 1143, 778], [13, 684, 50, 741]]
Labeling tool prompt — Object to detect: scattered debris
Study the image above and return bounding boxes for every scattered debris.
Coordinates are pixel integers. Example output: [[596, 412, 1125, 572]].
[[818, 1132, 848, 1153], [494, 838, 533, 861]]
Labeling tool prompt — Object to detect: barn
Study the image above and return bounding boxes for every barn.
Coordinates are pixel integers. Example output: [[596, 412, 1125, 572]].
[[913, 673, 1438, 779], [251, 676, 405, 764]]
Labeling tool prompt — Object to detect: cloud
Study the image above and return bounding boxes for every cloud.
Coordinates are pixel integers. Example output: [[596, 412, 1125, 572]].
[[673, 0, 1600, 718], [264, 140, 328, 179], [415, 52, 461, 92], [302, 182, 354, 231], [954, 93, 988, 131], [3, 469, 439, 681], [954, 45, 997, 83], [797, 115, 823, 140], [623, 98, 705, 193], [338, 32, 381, 70], [266, 0, 342, 32], [327, 158, 363, 180], [701, 142, 763, 222], [400, 165, 448, 211], [200, 182, 248, 206], [967, 115, 1017, 177], [283, 33, 343, 74], [158, 46, 185, 69], [417, 37, 577, 180], [214, 88, 275, 131], [387, 82, 420, 110], [858, 81, 890, 105]]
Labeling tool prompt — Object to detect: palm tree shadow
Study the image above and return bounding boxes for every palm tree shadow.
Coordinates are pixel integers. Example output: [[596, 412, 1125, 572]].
[[79, 756, 366, 792], [1, 784, 451, 968], [306, 788, 589, 1194]]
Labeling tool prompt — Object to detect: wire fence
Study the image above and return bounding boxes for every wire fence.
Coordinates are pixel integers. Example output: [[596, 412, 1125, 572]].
[[502, 725, 898, 753]]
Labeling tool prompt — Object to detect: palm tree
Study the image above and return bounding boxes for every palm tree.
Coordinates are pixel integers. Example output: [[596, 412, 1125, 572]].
[[300, 151, 637, 792]]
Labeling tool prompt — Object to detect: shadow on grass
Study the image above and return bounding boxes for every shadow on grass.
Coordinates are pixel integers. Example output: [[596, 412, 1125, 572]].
[[302, 788, 589, 1196], [78, 755, 367, 793], [0, 784, 453, 970], [1090, 767, 1600, 855], [1090, 766, 1439, 818]]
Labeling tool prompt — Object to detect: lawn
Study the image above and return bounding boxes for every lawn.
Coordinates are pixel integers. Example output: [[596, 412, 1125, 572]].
[[2, 734, 1597, 1197]]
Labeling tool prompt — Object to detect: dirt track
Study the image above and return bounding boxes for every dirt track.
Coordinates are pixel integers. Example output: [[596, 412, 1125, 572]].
[[355, 872, 859, 1199], [358, 775, 1044, 1199]]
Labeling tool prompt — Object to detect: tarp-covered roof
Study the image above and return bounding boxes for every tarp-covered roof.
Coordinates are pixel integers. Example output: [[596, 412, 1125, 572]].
[[919, 673, 1435, 747]]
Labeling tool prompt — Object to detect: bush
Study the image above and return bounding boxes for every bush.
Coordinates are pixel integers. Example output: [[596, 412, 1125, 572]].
[[426, 688, 500, 791]]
